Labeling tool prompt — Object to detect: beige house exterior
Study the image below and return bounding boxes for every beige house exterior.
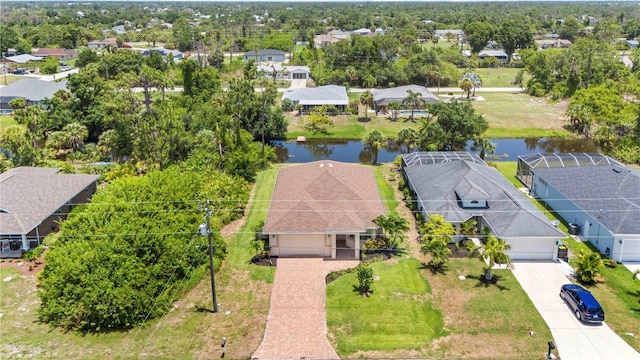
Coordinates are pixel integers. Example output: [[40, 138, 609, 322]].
[[263, 160, 385, 259]]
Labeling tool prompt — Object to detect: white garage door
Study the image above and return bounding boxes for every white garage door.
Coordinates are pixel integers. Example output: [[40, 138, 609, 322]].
[[506, 237, 555, 260], [277, 234, 326, 257], [620, 239, 640, 262]]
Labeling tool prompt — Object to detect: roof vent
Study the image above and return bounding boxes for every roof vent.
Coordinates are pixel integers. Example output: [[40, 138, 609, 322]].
[[329, 163, 333, 168], [319, 163, 324, 168]]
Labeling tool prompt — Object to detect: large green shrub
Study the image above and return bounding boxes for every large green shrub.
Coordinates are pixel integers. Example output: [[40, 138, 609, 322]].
[[37, 167, 250, 331]]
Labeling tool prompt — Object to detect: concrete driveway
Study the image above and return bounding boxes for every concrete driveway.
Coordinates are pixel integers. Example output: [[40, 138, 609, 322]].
[[252, 258, 358, 360], [512, 261, 639, 360]]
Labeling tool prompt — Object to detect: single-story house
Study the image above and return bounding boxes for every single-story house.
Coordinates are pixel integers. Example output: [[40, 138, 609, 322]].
[[434, 29, 464, 40], [535, 39, 573, 49], [478, 50, 509, 63], [243, 49, 286, 63], [88, 38, 118, 50], [263, 160, 385, 259], [351, 28, 373, 36], [0, 167, 99, 257], [0, 78, 68, 112], [256, 65, 310, 80], [517, 153, 640, 262], [141, 47, 183, 62], [281, 85, 348, 113], [313, 30, 350, 48], [372, 85, 439, 115], [402, 152, 566, 260], [2, 54, 43, 64], [32, 48, 78, 61]]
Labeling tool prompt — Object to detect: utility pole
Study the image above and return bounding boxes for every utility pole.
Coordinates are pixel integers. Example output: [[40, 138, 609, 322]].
[[200, 200, 219, 312]]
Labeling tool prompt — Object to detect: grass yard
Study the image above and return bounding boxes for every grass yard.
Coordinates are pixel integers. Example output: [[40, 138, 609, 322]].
[[474, 68, 529, 88], [0, 166, 282, 360], [0, 115, 17, 132], [286, 92, 571, 140], [472, 92, 571, 138], [423, 259, 555, 359], [327, 259, 447, 356], [494, 162, 640, 352], [0, 74, 22, 85]]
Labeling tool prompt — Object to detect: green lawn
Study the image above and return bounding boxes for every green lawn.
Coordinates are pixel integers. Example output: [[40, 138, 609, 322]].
[[472, 92, 570, 138], [0, 115, 17, 132], [0, 74, 22, 85], [327, 259, 446, 355], [494, 162, 640, 352], [287, 91, 571, 140], [474, 68, 529, 88]]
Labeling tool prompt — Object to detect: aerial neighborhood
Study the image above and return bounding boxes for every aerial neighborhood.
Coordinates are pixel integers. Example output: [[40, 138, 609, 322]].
[[0, 1, 639, 359]]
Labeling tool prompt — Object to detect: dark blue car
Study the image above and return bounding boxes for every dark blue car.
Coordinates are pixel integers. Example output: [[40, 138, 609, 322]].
[[560, 284, 605, 323]]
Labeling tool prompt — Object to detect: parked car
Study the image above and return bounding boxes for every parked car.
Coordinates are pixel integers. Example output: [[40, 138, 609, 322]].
[[12, 68, 26, 75], [560, 284, 605, 323], [60, 65, 72, 72]]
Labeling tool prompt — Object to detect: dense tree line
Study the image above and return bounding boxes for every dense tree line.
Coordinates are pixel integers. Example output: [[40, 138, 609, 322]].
[[38, 166, 250, 331]]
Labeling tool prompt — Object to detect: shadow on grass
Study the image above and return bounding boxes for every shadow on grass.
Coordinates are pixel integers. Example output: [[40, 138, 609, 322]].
[[351, 285, 374, 296], [467, 273, 510, 291], [418, 262, 448, 275], [195, 305, 216, 313], [357, 116, 371, 123]]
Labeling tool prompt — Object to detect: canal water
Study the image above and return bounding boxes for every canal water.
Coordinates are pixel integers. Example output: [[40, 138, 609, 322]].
[[271, 138, 598, 163]]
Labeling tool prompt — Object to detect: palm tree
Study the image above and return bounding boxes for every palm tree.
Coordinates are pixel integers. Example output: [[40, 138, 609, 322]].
[[575, 251, 603, 284], [62, 122, 89, 150], [471, 138, 496, 160], [363, 129, 386, 164], [459, 219, 478, 239], [402, 90, 424, 121], [459, 78, 474, 99], [396, 127, 418, 153], [387, 102, 402, 121], [422, 238, 452, 270], [359, 90, 374, 120], [420, 214, 456, 244], [467, 233, 512, 282], [372, 214, 409, 249], [363, 74, 376, 90]]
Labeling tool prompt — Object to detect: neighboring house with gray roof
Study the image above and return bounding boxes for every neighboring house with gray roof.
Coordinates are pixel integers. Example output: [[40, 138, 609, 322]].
[[519, 153, 640, 262], [263, 160, 385, 259], [0, 78, 68, 112], [257, 65, 310, 80], [0, 167, 99, 258], [243, 49, 286, 63], [402, 152, 565, 260], [478, 50, 509, 63], [372, 85, 439, 115], [281, 85, 348, 113], [3, 54, 43, 64]]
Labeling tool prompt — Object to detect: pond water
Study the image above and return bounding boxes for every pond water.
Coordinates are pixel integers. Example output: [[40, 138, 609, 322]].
[[271, 137, 598, 164]]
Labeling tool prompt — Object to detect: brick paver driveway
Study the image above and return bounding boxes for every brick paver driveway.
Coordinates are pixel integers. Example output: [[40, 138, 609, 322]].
[[252, 258, 359, 360]]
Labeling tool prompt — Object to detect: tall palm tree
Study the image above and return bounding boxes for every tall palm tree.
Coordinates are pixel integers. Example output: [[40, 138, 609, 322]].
[[396, 127, 418, 153], [402, 90, 424, 121], [467, 233, 512, 281], [359, 90, 374, 120], [363, 129, 386, 164], [387, 102, 402, 121]]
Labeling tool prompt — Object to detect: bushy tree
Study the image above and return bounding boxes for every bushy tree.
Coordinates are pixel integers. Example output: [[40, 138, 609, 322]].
[[420, 100, 488, 151], [575, 251, 603, 284], [356, 263, 374, 295], [363, 129, 386, 164], [38, 167, 250, 331], [372, 214, 409, 249]]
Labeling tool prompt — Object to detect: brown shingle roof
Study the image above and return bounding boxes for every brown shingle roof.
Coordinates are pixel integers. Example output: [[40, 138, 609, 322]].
[[263, 161, 385, 234], [0, 167, 99, 235]]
